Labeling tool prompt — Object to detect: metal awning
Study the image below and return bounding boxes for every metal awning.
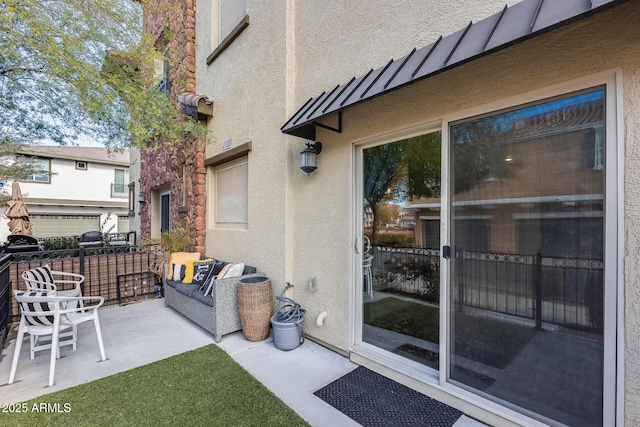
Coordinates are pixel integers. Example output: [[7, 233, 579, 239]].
[[281, 0, 627, 140]]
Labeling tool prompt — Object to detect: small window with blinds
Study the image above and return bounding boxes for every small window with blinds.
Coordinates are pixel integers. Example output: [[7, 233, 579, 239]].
[[215, 159, 248, 224]]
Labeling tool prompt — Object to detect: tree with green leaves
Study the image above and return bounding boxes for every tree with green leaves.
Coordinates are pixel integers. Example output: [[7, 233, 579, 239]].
[[363, 133, 443, 245], [404, 132, 442, 199], [0, 0, 203, 153], [363, 142, 407, 244]]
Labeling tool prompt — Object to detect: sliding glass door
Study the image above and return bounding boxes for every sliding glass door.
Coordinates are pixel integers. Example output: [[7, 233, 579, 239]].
[[357, 84, 616, 427], [448, 88, 608, 426], [361, 131, 442, 370]]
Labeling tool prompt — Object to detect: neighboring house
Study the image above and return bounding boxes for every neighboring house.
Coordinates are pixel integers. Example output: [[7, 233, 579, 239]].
[[136, 1, 640, 426], [6, 146, 130, 239]]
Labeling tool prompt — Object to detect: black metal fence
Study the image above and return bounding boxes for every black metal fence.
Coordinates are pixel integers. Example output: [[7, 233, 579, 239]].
[[370, 246, 604, 333], [0, 254, 12, 348], [7, 246, 162, 323], [455, 250, 603, 333], [371, 246, 440, 303]]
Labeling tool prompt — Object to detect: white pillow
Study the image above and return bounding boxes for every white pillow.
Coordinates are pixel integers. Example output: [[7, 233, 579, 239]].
[[173, 264, 185, 281], [220, 262, 245, 279]]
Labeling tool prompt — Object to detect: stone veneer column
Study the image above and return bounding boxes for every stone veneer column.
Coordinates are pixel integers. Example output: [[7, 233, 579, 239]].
[[138, 0, 206, 255]]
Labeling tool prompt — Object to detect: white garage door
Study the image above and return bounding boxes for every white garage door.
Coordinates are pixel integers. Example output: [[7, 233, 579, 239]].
[[31, 215, 100, 238]]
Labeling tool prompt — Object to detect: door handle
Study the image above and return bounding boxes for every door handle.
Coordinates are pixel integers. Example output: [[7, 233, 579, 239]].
[[442, 245, 451, 259]]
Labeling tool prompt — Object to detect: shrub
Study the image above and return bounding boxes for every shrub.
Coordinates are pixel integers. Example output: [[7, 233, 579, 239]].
[[381, 256, 440, 303], [375, 233, 415, 247], [40, 236, 79, 251]]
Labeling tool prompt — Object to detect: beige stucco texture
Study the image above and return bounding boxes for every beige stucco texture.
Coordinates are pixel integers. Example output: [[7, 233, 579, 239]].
[[625, 64, 640, 426], [197, 1, 291, 293], [197, 1, 640, 424], [297, 0, 639, 339], [295, 3, 640, 424]]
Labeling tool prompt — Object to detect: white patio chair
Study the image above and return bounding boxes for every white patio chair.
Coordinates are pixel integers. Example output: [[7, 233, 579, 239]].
[[22, 265, 86, 358], [8, 290, 107, 387], [363, 253, 374, 300], [22, 264, 84, 298]]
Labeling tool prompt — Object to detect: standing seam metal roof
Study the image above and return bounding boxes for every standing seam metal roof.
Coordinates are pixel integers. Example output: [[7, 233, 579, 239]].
[[281, 0, 628, 140]]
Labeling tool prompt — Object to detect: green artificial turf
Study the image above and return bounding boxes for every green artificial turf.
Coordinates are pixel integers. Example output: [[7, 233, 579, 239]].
[[0, 345, 310, 427], [364, 297, 537, 369], [364, 297, 440, 344]]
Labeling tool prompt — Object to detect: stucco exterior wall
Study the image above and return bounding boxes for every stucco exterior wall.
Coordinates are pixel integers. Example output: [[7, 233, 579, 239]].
[[197, 0, 525, 349], [197, 1, 640, 424], [624, 62, 640, 427], [197, 0, 291, 286], [284, 0, 633, 349], [290, 0, 637, 324], [293, 0, 520, 101], [292, 4, 640, 425]]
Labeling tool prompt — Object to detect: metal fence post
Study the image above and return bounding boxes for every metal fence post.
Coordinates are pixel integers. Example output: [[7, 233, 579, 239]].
[[457, 250, 465, 313], [534, 251, 542, 330]]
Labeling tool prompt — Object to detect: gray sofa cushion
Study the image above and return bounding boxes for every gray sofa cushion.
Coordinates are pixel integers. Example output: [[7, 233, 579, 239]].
[[164, 279, 181, 289], [190, 290, 214, 307], [165, 280, 199, 297], [165, 280, 213, 307]]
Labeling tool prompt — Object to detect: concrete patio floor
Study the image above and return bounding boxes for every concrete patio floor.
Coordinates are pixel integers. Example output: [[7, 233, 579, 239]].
[[0, 298, 485, 427]]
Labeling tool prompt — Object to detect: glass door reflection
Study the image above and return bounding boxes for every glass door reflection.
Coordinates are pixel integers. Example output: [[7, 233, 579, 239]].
[[449, 89, 606, 427], [361, 131, 442, 370]]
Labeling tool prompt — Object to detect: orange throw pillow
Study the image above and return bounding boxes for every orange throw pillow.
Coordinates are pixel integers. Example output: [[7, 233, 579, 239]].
[[168, 252, 201, 279]]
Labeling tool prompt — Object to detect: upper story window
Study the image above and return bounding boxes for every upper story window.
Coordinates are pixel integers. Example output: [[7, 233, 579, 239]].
[[25, 158, 51, 183], [112, 168, 130, 198], [76, 161, 87, 170], [219, 0, 246, 42], [156, 46, 170, 93], [128, 182, 135, 215], [207, 0, 249, 65]]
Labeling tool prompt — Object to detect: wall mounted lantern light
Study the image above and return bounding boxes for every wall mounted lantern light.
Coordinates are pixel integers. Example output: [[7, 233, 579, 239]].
[[300, 142, 322, 175], [138, 192, 147, 203]]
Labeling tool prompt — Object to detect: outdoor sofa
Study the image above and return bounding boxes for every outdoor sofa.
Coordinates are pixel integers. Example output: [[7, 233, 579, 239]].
[[163, 254, 262, 342]]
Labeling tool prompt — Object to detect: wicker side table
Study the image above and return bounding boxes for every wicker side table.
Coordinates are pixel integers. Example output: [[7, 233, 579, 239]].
[[237, 276, 272, 341]]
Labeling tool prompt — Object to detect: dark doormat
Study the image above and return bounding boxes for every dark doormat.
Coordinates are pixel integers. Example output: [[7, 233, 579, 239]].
[[314, 366, 463, 426], [393, 344, 439, 370]]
